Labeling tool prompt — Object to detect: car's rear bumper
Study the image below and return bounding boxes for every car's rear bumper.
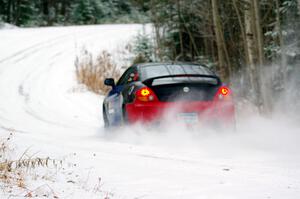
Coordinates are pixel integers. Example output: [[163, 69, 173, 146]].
[[125, 101, 235, 126]]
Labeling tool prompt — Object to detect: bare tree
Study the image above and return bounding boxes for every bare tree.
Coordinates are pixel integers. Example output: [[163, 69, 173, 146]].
[[211, 0, 231, 80], [244, 0, 265, 111]]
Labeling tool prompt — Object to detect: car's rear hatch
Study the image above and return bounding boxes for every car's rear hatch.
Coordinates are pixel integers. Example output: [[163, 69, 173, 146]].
[[143, 75, 221, 102]]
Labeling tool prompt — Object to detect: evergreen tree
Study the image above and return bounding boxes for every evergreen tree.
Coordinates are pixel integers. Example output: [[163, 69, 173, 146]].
[[15, 0, 38, 26], [0, 0, 149, 26], [133, 33, 154, 63]]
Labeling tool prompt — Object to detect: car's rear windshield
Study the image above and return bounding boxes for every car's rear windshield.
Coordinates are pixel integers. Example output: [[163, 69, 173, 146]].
[[140, 64, 218, 85]]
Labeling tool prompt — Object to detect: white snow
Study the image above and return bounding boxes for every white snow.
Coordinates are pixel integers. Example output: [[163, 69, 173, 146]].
[[0, 24, 300, 199], [0, 22, 18, 29]]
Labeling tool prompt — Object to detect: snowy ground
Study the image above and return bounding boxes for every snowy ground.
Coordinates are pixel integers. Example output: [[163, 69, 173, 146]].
[[0, 24, 300, 199]]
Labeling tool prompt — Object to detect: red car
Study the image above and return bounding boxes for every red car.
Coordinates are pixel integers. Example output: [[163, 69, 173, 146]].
[[103, 63, 235, 128]]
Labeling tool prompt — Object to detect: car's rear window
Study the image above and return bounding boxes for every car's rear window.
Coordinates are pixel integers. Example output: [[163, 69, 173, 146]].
[[140, 64, 213, 81], [141, 65, 217, 84]]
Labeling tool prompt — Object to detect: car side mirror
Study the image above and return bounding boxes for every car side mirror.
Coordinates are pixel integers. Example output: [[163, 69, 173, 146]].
[[104, 78, 115, 87]]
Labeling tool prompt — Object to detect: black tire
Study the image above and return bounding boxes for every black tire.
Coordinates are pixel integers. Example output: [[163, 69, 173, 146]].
[[103, 106, 109, 128], [122, 104, 129, 125]]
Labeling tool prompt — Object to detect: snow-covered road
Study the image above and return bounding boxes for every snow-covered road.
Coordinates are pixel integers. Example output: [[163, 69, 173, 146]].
[[0, 24, 300, 199]]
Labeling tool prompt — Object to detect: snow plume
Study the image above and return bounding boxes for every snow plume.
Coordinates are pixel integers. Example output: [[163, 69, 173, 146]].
[[270, 61, 300, 122], [229, 51, 300, 127], [231, 60, 300, 123], [265, 8, 300, 120], [101, 117, 300, 176], [103, 58, 300, 164], [0, 22, 18, 29]]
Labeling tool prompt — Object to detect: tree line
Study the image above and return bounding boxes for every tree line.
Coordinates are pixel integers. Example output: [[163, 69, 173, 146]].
[[0, 0, 149, 26]]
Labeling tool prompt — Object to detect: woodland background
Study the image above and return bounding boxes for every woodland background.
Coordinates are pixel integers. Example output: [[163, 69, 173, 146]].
[[1, 0, 300, 113]]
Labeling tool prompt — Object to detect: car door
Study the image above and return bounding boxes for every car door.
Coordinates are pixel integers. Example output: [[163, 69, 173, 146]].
[[104, 67, 137, 125]]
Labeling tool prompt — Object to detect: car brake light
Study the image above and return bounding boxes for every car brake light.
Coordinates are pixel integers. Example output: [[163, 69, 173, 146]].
[[217, 86, 231, 100], [136, 87, 157, 102], [221, 87, 229, 96]]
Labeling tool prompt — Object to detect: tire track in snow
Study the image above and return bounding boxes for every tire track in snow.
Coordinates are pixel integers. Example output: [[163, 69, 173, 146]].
[[0, 25, 142, 135], [0, 34, 72, 64], [0, 32, 74, 132]]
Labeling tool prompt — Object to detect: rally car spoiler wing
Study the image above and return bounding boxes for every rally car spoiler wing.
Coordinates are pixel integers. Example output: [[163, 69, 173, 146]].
[[143, 74, 221, 86]]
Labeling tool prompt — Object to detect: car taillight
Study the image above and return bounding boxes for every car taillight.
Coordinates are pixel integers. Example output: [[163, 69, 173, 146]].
[[136, 87, 158, 102], [217, 86, 232, 100]]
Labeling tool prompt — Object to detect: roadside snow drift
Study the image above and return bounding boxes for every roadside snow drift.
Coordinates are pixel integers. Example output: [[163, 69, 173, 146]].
[[0, 24, 300, 199]]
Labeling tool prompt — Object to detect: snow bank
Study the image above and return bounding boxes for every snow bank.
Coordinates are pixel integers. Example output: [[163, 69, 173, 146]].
[[0, 22, 18, 30]]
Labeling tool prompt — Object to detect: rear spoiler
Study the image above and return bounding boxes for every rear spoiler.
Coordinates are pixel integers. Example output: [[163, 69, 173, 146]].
[[143, 74, 221, 86]]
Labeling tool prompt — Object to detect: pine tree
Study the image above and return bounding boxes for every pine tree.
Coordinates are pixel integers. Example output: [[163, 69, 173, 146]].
[[71, 0, 95, 24], [15, 0, 38, 26], [133, 33, 154, 63]]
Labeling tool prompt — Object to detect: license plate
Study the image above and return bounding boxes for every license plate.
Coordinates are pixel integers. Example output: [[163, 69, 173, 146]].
[[177, 113, 198, 124]]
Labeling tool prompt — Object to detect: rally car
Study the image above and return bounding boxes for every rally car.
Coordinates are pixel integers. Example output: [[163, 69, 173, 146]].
[[103, 63, 235, 128]]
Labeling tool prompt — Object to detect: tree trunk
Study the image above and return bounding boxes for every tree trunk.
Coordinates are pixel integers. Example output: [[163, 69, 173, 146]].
[[253, 0, 271, 113], [182, 16, 200, 58], [150, 0, 162, 61], [233, 0, 249, 67], [14, 0, 21, 26], [43, 0, 49, 16], [211, 0, 227, 80], [176, 0, 184, 59], [275, 0, 285, 76], [244, 0, 263, 111], [298, 0, 300, 15], [252, 0, 264, 67], [6, 0, 12, 23], [61, 0, 67, 15]]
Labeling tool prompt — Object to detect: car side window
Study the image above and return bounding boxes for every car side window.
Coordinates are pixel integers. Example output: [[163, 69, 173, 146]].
[[117, 67, 138, 86]]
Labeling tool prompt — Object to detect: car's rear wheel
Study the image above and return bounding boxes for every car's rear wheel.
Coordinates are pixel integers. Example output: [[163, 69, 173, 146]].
[[122, 104, 129, 125], [103, 106, 110, 128]]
